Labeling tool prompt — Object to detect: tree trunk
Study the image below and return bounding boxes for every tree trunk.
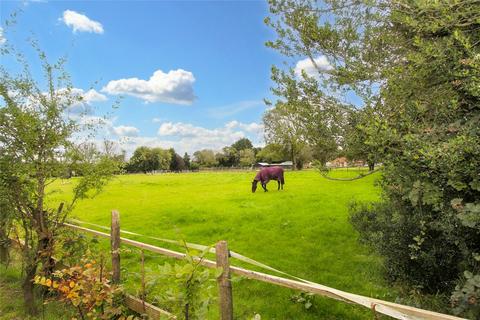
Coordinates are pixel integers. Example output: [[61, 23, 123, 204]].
[[22, 264, 38, 315], [368, 162, 375, 171], [291, 146, 296, 171], [0, 243, 9, 264], [0, 226, 10, 264], [38, 234, 55, 276]]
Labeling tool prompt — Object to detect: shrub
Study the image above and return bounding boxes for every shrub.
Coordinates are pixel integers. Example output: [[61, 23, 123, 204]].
[[349, 201, 464, 292], [34, 258, 136, 320]]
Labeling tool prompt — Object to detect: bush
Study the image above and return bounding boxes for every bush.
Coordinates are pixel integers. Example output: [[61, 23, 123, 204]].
[[349, 201, 464, 293], [34, 258, 136, 320]]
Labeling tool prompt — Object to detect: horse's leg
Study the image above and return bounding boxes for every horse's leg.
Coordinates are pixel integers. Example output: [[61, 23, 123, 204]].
[[277, 180, 280, 190], [262, 183, 268, 192]]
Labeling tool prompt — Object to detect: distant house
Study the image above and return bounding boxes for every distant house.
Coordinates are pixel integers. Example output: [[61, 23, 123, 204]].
[[327, 157, 348, 168]]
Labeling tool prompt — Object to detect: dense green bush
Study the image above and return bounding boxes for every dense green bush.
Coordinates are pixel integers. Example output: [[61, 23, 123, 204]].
[[349, 201, 465, 292]]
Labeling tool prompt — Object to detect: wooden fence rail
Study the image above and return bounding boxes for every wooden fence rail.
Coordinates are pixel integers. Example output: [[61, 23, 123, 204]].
[[62, 211, 465, 320]]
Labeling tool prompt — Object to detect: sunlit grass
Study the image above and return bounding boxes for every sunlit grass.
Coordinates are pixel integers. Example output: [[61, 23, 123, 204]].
[[46, 169, 397, 319]]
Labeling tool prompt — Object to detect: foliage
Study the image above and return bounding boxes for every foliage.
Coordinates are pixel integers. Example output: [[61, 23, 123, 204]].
[[264, 67, 345, 167], [451, 270, 480, 318], [344, 106, 382, 171], [231, 138, 253, 152], [169, 149, 186, 172], [267, 1, 480, 315], [0, 39, 117, 314], [34, 259, 136, 320], [290, 292, 314, 311], [255, 143, 287, 163], [153, 244, 218, 320], [192, 149, 217, 168], [0, 179, 14, 265], [216, 146, 239, 167], [183, 153, 191, 170], [126, 147, 171, 173], [239, 149, 256, 167], [349, 201, 462, 291], [189, 162, 200, 171]]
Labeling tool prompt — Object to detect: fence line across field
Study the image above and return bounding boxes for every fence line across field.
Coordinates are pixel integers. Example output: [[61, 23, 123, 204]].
[[67, 218, 324, 285], [63, 214, 465, 320]]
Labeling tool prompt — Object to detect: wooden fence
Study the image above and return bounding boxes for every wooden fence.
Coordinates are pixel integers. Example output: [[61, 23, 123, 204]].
[[62, 211, 466, 320]]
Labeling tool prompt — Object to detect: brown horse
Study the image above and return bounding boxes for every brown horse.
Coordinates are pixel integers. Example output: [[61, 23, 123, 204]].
[[252, 166, 285, 193]]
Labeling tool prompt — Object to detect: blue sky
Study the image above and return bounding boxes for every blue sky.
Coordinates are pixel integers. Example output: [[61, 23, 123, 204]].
[[0, 0, 328, 155]]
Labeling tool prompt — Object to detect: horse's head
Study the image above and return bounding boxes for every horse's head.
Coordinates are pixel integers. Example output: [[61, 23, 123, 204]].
[[251, 180, 258, 193]]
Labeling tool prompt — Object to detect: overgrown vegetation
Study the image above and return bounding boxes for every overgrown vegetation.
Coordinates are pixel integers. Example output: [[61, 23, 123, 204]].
[[266, 0, 480, 316], [0, 36, 117, 314]]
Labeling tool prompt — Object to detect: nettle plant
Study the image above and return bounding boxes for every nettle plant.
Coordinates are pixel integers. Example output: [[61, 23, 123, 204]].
[[34, 258, 138, 320]]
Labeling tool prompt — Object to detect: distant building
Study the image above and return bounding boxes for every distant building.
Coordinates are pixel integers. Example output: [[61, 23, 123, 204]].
[[327, 157, 348, 168], [254, 161, 293, 169], [255, 162, 270, 168]]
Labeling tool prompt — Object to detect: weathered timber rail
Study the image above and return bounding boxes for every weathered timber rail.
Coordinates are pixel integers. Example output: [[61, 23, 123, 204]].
[[62, 211, 466, 320]]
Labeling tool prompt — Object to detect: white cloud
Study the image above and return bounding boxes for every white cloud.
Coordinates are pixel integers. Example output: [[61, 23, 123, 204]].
[[102, 69, 195, 105], [67, 88, 107, 114], [0, 27, 6, 45], [294, 55, 333, 78], [152, 117, 163, 123], [154, 121, 264, 153], [113, 125, 139, 137], [61, 10, 104, 34], [225, 120, 264, 134], [83, 89, 107, 103]]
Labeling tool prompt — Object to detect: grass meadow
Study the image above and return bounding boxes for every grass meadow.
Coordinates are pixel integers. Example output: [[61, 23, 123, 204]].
[[44, 168, 399, 319]]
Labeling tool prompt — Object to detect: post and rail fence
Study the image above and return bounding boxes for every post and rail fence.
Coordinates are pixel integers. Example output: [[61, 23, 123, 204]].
[[58, 210, 465, 320]]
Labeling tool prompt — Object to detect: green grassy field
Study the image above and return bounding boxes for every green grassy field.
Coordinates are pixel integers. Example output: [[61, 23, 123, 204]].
[[46, 168, 397, 319]]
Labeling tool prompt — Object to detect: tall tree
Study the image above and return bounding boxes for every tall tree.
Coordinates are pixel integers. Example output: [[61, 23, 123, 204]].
[[183, 152, 191, 169], [193, 149, 217, 167], [231, 138, 253, 151], [256, 143, 287, 163], [267, 1, 480, 313], [265, 67, 346, 166], [239, 149, 256, 167], [344, 106, 382, 171], [0, 43, 117, 313]]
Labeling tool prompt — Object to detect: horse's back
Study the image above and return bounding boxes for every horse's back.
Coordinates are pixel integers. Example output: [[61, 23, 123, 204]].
[[262, 166, 283, 178]]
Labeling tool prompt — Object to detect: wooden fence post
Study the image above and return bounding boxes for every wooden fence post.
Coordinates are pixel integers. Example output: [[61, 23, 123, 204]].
[[111, 210, 121, 284], [215, 240, 233, 320]]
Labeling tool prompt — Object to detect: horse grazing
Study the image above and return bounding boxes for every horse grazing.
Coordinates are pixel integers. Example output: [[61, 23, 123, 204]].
[[252, 166, 285, 193]]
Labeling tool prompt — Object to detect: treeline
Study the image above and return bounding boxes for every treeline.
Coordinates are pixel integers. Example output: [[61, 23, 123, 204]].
[[124, 137, 309, 173]]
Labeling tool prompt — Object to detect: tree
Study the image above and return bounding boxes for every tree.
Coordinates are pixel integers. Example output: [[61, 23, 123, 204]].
[[152, 148, 171, 171], [344, 106, 382, 171], [183, 152, 191, 169], [231, 138, 253, 152], [169, 149, 186, 172], [256, 143, 287, 163], [239, 149, 256, 167], [193, 149, 217, 167], [216, 146, 239, 167], [263, 104, 302, 170], [127, 146, 151, 173], [0, 43, 117, 314], [265, 67, 345, 167], [267, 0, 480, 313], [127, 147, 171, 173]]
